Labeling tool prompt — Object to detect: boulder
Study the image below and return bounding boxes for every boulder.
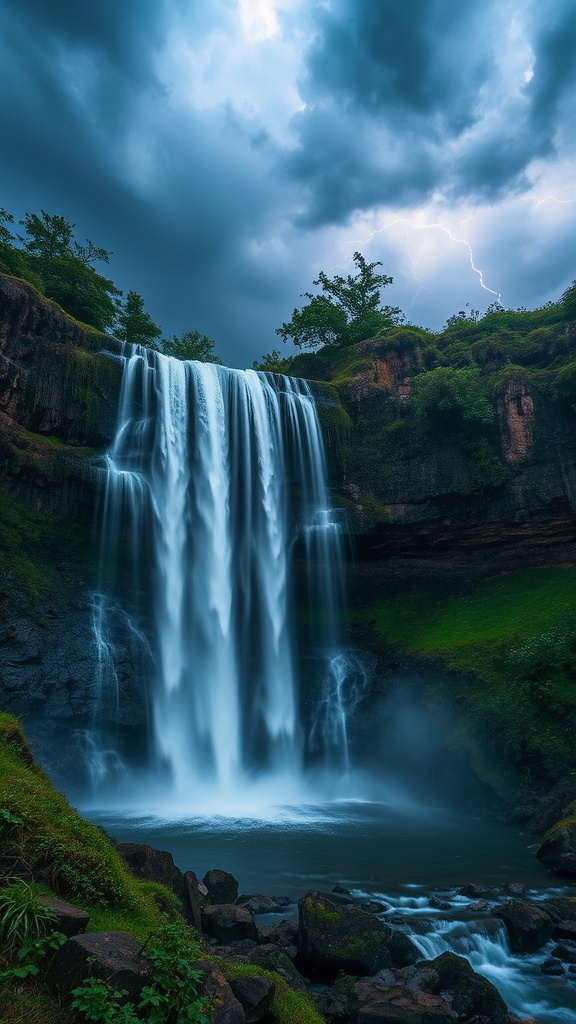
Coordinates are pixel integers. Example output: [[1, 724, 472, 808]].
[[538, 897, 576, 924], [312, 986, 349, 1021], [362, 901, 390, 915], [298, 891, 392, 978], [540, 957, 564, 976], [394, 966, 440, 993], [204, 868, 239, 905], [202, 904, 258, 944], [217, 939, 259, 962], [229, 974, 276, 1022], [236, 894, 291, 914], [40, 897, 90, 938], [428, 897, 451, 911], [197, 960, 246, 1024], [116, 842, 193, 922], [184, 869, 205, 932], [428, 951, 508, 1022], [387, 931, 421, 968], [48, 932, 152, 1004], [552, 920, 576, 941], [536, 818, 576, 876], [249, 945, 308, 991], [551, 939, 576, 963], [258, 917, 298, 949], [493, 902, 553, 953], [349, 980, 458, 1023]]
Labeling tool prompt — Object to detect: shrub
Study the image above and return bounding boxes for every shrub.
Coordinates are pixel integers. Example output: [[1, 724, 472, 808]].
[[0, 882, 58, 952], [412, 366, 494, 429]]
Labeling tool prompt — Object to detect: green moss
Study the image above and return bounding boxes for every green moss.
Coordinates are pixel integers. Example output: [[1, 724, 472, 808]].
[[370, 567, 576, 659], [219, 962, 324, 1024], [0, 714, 167, 932], [0, 491, 97, 603], [365, 567, 576, 792], [543, 814, 576, 842]]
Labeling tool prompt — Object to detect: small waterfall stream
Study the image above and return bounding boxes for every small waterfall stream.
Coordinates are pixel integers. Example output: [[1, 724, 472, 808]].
[[89, 347, 356, 801]]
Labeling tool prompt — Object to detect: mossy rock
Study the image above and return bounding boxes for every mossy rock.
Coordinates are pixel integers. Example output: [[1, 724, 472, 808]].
[[298, 891, 391, 979], [537, 814, 576, 876], [428, 951, 507, 1021]]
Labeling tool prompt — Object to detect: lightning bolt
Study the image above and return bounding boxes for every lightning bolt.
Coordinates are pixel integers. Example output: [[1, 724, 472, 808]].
[[331, 181, 576, 321], [340, 212, 503, 312]]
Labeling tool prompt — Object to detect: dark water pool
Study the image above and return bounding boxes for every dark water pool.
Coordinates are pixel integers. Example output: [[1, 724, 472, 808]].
[[87, 801, 548, 897]]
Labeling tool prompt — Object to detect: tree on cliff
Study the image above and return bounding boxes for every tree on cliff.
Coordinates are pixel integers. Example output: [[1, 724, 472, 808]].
[[18, 210, 121, 332], [276, 251, 403, 350], [115, 290, 162, 346], [160, 329, 222, 363]]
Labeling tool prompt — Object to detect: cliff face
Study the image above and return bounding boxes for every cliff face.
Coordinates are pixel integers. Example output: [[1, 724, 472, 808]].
[[1, 274, 575, 810], [321, 339, 576, 573]]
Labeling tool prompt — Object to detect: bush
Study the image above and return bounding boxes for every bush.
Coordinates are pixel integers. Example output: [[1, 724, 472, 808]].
[[0, 882, 58, 952], [412, 366, 494, 429]]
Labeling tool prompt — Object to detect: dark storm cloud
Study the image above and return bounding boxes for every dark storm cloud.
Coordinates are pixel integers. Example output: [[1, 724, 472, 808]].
[[0, 0, 573, 360], [526, 4, 576, 141], [0, 0, 293, 365], [284, 0, 576, 226], [303, 0, 490, 132]]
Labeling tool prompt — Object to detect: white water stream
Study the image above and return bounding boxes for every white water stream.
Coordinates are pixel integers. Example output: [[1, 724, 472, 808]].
[[90, 348, 357, 802]]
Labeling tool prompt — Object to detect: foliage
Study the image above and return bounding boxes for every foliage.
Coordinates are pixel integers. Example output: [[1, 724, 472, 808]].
[[366, 566, 576, 792], [72, 917, 208, 1024], [412, 366, 494, 429], [18, 211, 121, 332], [561, 280, 576, 321], [552, 359, 576, 411], [0, 714, 169, 936], [139, 917, 207, 1023], [116, 291, 162, 347], [507, 625, 576, 714], [0, 882, 58, 952], [0, 932, 67, 982], [72, 978, 140, 1024], [463, 438, 508, 491], [160, 330, 222, 364], [252, 349, 294, 373], [276, 251, 402, 350]]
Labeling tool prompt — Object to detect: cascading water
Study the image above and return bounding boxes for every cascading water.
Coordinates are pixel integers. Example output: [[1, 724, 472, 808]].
[[89, 346, 356, 802]]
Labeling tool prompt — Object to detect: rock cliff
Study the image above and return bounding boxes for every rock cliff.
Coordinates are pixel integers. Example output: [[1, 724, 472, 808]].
[[1, 272, 576, 811]]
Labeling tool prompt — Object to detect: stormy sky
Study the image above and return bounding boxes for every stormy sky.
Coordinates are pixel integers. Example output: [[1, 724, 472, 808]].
[[1, 0, 574, 367]]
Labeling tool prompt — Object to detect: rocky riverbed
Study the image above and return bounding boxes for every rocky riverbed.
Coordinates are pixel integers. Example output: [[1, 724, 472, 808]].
[[45, 838, 576, 1024]]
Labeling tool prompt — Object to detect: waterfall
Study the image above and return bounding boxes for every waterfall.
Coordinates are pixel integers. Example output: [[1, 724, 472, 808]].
[[90, 347, 354, 801]]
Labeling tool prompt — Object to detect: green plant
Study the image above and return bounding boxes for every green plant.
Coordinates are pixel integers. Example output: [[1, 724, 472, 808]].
[[0, 807, 23, 852], [0, 882, 58, 951], [276, 251, 402, 350], [412, 365, 494, 429], [72, 917, 208, 1024], [1, 932, 67, 981], [72, 977, 140, 1023], [138, 916, 208, 1024]]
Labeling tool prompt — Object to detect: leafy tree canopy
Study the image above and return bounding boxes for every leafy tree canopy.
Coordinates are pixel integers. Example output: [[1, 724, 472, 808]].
[[276, 251, 402, 350], [160, 329, 222, 364], [116, 290, 162, 346], [10, 209, 120, 332]]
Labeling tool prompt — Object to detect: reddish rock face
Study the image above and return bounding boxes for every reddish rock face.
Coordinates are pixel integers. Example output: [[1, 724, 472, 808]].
[[497, 375, 535, 464], [349, 980, 458, 1023]]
